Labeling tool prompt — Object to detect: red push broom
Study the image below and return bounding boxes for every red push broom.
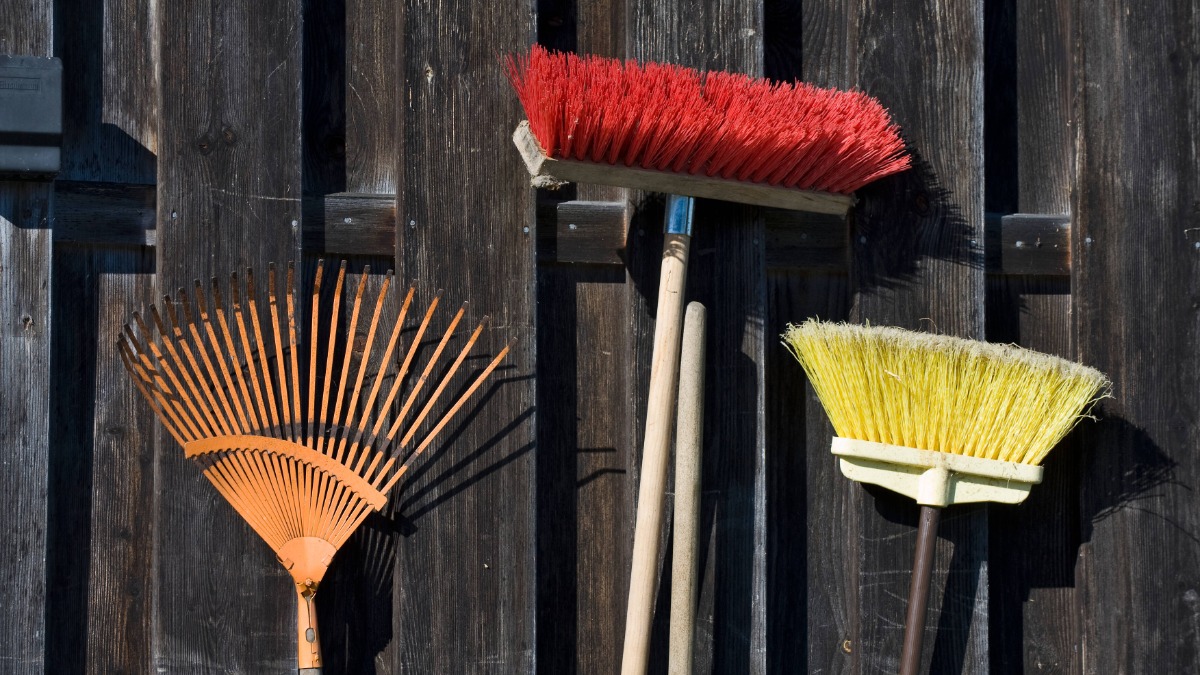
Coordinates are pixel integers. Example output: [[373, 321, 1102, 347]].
[[505, 46, 911, 674]]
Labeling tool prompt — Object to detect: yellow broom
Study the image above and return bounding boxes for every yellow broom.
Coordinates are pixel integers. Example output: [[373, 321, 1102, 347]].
[[782, 319, 1110, 675], [119, 260, 514, 674]]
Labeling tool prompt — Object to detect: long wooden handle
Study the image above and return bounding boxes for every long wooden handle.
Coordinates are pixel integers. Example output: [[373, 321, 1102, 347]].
[[297, 589, 322, 674], [668, 302, 706, 675], [898, 505, 942, 675], [620, 230, 692, 675]]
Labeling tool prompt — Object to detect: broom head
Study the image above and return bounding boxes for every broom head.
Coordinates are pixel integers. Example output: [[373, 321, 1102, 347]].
[[783, 320, 1110, 506], [504, 46, 911, 213]]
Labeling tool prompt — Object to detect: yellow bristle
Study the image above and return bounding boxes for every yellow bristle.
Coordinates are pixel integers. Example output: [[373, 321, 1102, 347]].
[[782, 320, 1111, 465]]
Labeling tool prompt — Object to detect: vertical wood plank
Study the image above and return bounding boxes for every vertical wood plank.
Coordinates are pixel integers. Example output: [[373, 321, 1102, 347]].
[[56, 0, 157, 183], [533, 2, 637, 672], [766, 271, 853, 675], [984, 0, 1081, 672], [804, 0, 988, 672], [46, 246, 156, 674], [307, 2, 403, 671], [1074, 0, 1200, 672], [625, 3, 768, 672], [0, 183, 53, 674], [0, 7, 53, 673], [153, 0, 303, 669], [393, 0, 537, 670]]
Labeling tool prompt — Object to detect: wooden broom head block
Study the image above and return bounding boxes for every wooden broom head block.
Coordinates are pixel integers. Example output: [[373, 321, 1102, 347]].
[[783, 319, 1111, 481], [118, 260, 516, 585], [513, 121, 854, 215]]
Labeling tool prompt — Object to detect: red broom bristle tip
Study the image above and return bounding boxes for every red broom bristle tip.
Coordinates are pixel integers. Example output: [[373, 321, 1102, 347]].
[[504, 45, 911, 195]]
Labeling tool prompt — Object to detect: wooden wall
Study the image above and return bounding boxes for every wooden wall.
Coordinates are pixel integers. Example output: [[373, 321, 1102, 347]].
[[0, 0, 1196, 673]]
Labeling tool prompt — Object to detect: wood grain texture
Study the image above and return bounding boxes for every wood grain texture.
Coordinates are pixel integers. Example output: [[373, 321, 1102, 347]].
[[627, 2, 768, 671], [49, 185, 1073, 276], [803, 0, 988, 672], [0, 181, 52, 674], [766, 271, 853, 675], [56, 0, 156, 183], [537, 265, 634, 673], [0, 0, 51, 55], [392, 0, 537, 670], [0, 12, 53, 671], [303, 192, 395, 256], [54, 182, 156, 247], [153, 0, 303, 669], [0, 9, 53, 668], [985, 1, 1081, 672], [1073, 0, 1200, 672], [533, 3, 638, 671], [985, 214, 1070, 277], [45, 246, 156, 674], [345, 0, 398, 194]]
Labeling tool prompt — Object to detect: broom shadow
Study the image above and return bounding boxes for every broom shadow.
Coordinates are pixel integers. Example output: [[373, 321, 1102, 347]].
[[865, 411, 1182, 674], [985, 412, 1182, 673], [851, 144, 982, 294]]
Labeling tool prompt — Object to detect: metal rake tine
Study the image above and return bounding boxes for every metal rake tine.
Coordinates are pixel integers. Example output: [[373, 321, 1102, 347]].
[[399, 315, 491, 447], [382, 300, 468, 444], [380, 337, 517, 495]]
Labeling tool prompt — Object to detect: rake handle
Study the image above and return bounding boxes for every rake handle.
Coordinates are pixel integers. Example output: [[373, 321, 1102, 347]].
[[297, 589, 322, 674], [622, 196, 694, 675], [899, 505, 941, 675]]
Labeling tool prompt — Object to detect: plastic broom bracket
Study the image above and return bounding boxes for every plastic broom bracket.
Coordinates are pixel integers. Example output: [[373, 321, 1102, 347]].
[[830, 437, 1044, 506]]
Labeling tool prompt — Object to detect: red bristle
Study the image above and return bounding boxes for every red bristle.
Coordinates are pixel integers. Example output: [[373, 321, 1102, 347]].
[[505, 46, 912, 195]]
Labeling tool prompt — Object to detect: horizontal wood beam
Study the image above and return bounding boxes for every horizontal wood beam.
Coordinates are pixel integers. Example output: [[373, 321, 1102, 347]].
[[51, 183, 1070, 275]]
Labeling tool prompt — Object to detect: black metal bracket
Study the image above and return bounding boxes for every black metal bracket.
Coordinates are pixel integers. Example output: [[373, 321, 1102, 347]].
[[0, 55, 63, 179]]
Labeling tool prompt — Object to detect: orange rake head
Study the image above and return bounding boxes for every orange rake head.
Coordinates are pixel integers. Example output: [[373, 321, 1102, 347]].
[[118, 260, 514, 672]]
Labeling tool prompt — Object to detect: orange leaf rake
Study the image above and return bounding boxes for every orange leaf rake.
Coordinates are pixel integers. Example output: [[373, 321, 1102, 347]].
[[118, 260, 513, 673]]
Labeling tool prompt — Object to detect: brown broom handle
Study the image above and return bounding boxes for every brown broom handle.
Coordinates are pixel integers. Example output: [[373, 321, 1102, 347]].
[[297, 588, 322, 674], [899, 505, 941, 675], [622, 195, 694, 675]]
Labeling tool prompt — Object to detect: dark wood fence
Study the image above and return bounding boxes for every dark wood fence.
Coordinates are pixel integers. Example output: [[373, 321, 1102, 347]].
[[1, 0, 1197, 672]]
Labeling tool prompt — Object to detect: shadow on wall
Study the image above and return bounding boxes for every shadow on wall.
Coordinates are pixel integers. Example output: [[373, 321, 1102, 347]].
[[852, 146, 981, 295]]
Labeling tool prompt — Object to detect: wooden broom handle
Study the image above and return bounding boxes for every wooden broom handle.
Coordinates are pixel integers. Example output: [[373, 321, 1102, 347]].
[[668, 302, 706, 675], [622, 197, 694, 675], [297, 588, 322, 674], [899, 505, 941, 675]]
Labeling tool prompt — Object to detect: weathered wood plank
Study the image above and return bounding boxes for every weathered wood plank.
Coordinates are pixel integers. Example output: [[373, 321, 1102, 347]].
[[153, 0, 303, 670], [392, 1, 537, 670], [536, 265, 634, 673], [49, 186, 1073, 275], [627, 3, 767, 672], [985, 0, 1081, 672], [0, 7, 52, 673], [804, 0, 988, 672], [0, 182, 53, 674], [302, 192, 395, 256], [766, 270, 853, 675], [57, 0, 156, 183], [54, 181, 156, 247], [1074, 1, 1200, 672], [533, 4, 640, 672], [308, 2, 403, 667], [45, 247, 156, 674], [985, 214, 1070, 277]]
